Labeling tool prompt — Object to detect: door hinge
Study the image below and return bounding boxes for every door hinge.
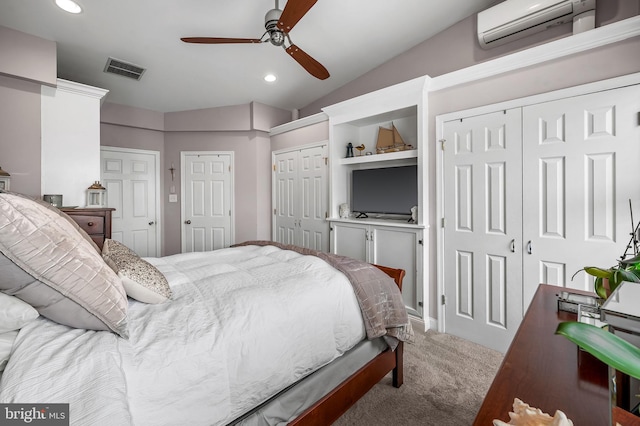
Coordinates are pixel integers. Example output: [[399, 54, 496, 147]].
[[229, 165, 231, 172], [441, 217, 446, 228], [229, 210, 231, 216], [273, 208, 276, 215], [324, 157, 328, 166], [441, 295, 446, 305], [273, 164, 276, 171], [439, 139, 446, 150], [325, 211, 328, 219]]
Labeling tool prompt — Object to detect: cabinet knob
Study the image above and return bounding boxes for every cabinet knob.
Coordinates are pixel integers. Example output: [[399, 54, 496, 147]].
[[185, 220, 192, 225], [87, 222, 94, 227]]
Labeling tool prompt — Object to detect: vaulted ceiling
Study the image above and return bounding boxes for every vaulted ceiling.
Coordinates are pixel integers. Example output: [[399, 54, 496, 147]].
[[0, 0, 496, 113]]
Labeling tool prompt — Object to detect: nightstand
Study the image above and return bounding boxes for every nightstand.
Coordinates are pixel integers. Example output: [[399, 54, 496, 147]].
[[60, 207, 115, 250]]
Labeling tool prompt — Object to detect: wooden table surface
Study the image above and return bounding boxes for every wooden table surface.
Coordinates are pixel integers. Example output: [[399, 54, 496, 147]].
[[474, 284, 610, 425]]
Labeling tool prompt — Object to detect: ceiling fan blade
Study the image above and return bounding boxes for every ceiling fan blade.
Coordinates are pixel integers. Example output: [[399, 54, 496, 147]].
[[277, 0, 318, 32], [181, 37, 262, 44], [285, 44, 329, 80]]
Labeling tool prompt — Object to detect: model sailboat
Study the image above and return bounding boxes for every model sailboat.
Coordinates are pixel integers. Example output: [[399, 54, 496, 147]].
[[376, 123, 413, 154]]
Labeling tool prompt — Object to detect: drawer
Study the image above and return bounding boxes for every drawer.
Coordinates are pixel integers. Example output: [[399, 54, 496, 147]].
[[70, 215, 105, 235]]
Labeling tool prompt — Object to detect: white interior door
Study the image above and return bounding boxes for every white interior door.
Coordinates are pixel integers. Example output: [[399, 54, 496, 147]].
[[182, 152, 233, 252], [274, 150, 298, 245], [522, 84, 640, 306], [298, 145, 329, 251], [273, 144, 329, 251], [101, 147, 160, 257], [442, 109, 523, 353]]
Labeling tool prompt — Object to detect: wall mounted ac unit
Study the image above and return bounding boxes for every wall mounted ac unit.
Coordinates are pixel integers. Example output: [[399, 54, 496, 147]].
[[477, 0, 596, 49]]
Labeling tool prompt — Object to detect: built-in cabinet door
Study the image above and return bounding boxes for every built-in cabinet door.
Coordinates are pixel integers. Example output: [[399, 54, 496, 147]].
[[371, 226, 422, 317], [522, 84, 640, 307], [331, 222, 368, 261], [442, 109, 523, 353], [332, 221, 423, 317], [273, 145, 329, 252]]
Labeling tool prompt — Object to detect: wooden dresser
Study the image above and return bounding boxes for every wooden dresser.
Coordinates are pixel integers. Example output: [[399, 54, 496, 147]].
[[475, 284, 640, 425], [60, 207, 114, 250]]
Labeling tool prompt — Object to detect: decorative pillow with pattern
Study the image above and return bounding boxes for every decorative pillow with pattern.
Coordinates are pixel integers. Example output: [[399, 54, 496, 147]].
[[102, 239, 172, 304]]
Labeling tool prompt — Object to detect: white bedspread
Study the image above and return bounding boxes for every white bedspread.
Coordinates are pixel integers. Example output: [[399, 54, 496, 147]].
[[0, 245, 366, 425]]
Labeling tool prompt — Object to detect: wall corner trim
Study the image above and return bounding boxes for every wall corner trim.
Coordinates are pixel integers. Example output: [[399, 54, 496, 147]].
[[269, 112, 328, 136], [56, 78, 109, 100], [430, 15, 640, 92]]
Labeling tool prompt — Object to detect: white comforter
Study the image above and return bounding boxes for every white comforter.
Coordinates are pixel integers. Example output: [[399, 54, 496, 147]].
[[0, 245, 366, 425]]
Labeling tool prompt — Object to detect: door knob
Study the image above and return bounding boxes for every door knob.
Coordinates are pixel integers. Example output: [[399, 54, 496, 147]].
[[185, 220, 191, 225], [148, 221, 155, 225]]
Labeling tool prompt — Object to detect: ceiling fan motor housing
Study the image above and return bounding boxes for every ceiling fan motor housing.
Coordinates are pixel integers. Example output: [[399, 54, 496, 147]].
[[265, 8, 285, 46]]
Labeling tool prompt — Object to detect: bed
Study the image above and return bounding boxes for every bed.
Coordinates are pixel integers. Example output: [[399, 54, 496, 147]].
[[0, 191, 413, 425]]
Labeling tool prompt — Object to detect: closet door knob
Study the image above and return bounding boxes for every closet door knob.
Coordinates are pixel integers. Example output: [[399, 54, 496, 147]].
[[185, 220, 191, 225], [148, 221, 155, 225]]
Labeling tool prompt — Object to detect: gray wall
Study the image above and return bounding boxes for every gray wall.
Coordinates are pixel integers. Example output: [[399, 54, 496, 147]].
[[300, 0, 640, 116], [102, 101, 289, 255], [0, 26, 57, 197]]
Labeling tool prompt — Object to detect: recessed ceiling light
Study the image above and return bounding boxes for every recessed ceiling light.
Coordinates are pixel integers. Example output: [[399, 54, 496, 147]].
[[55, 0, 82, 14], [264, 74, 277, 83]]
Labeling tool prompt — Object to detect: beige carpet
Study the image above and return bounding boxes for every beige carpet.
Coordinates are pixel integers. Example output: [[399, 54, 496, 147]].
[[334, 328, 504, 426]]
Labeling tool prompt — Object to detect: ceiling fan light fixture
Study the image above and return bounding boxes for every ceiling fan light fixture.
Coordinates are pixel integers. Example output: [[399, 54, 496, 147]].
[[264, 74, 277, 83], [269, 31, 285, 46], [55, 0, 82, 14]]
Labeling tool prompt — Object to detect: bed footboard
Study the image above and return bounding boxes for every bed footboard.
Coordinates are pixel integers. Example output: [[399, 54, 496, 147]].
[[289, 264, 405, 425]]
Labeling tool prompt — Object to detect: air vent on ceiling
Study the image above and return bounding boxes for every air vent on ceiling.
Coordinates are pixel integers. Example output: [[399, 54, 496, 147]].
[[103, 57, 146, 80]]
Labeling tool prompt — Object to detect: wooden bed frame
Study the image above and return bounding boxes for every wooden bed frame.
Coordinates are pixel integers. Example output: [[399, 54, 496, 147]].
[[289, 264, 406, 425]]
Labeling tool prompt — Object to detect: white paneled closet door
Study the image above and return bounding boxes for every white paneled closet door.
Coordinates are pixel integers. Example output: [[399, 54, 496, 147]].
[[273, 144, 329, 252], [522, 85, 640, 307], [441, 83, 640, 353], [274, 150, 298, 245], [442, 109, 523, 353]]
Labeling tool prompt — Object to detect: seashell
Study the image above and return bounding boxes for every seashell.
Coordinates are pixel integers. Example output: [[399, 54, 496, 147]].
[[493, 398, 573, 426]]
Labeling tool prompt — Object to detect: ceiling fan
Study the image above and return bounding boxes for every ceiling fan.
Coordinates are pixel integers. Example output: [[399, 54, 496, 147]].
[[181, 0, 330, 80]]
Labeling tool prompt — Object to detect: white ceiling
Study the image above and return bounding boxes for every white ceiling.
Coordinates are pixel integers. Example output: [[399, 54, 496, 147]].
[[0, 0, 496, 113]]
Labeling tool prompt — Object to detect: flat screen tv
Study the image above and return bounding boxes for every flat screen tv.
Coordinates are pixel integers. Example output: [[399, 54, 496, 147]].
[[351, 165, 417, 216]]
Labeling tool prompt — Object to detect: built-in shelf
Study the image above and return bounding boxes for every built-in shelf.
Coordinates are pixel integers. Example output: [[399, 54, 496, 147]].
[[329, 217, 426, 229], [338, 149, 418, 165]]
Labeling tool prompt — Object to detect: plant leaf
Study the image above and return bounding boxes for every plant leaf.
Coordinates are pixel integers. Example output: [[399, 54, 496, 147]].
[[555, 322, 640, 380], [594, 277, 608, 299], [584, 267, 613, 279]]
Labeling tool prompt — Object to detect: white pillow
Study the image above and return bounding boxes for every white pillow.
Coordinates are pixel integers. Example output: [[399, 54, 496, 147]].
[[0, 330, 18, 372], [0, 292, 39, 333]]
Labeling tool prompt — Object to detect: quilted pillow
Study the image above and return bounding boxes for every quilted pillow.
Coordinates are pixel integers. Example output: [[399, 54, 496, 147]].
[[0, 292, 39, 333], [103, 239, 171, 304], [0, 193, 128, 338]]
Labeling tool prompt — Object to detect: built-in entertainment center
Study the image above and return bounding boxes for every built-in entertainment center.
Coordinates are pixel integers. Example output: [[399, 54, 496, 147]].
[[322, 76, 429, 319]]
